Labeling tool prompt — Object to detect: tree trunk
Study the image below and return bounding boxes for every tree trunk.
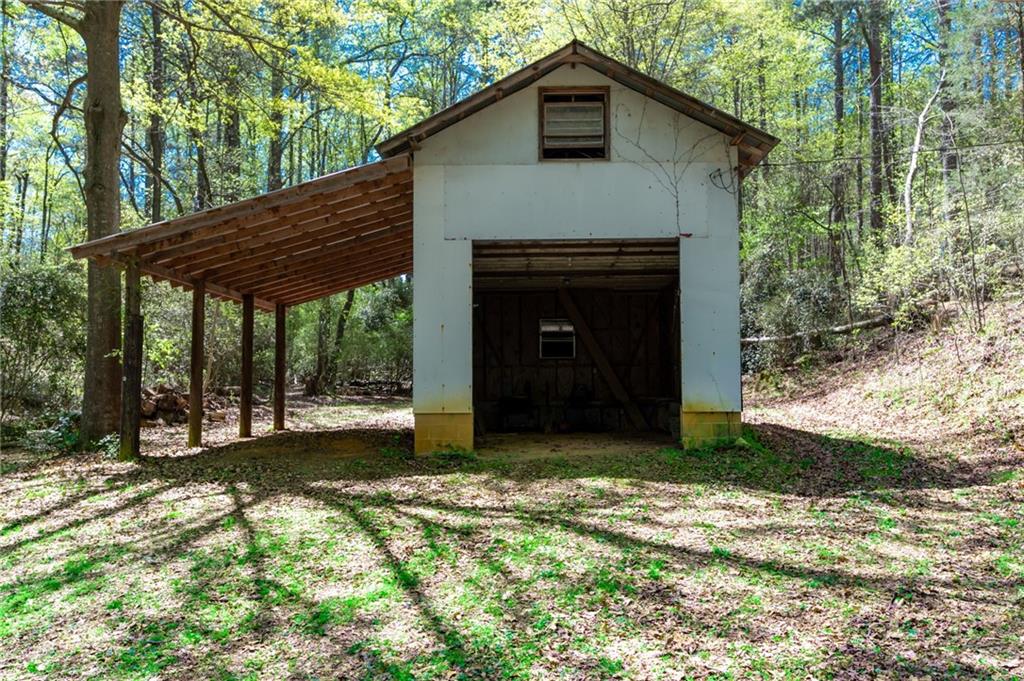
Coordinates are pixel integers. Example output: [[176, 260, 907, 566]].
[[266, 65, 284, 192], [13, 170, 26, 255], [223, 55, 242, 203], [903, 71, 944, 245], [326, 289, 356, 386], [145, 3, 163, 223], [40, 145, 51, 258], [180, 22, 210, 211], [741, 314, 892, 345], [863, 0, 885, 245], [881, 7, 898, 209], [1016, 2, 1024, 138], [830, 10, 846, 279], [937, 0, 959, 219], [0, 0, 9, 185], [80, 1, 127, 444]]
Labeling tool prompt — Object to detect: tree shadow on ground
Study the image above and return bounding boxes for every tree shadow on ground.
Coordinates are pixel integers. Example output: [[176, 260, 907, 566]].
[[139, 420, 1010, 497], [3, 418, 1019, 680]]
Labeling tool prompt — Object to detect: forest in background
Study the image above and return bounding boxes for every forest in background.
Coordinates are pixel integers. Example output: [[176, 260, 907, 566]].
[[1, 0, 1022, 441]]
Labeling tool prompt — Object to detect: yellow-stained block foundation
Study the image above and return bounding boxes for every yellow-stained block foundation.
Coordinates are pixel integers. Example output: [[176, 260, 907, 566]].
[[680, 410, 742, 449], [414, 413, 474, 454]]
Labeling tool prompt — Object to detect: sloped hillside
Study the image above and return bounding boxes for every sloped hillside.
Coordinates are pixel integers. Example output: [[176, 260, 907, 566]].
[[746, 295, 1024, 485]]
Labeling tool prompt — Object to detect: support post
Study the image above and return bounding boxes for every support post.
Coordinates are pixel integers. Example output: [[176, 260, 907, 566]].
[[239, 293, 254, 437], [119, 259, 143, 461], [188, 281, 205, 448], [273, 303, 286, 431]]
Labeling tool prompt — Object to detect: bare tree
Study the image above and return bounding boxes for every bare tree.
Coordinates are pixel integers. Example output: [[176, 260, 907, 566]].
[[903, 71, 944, 245]]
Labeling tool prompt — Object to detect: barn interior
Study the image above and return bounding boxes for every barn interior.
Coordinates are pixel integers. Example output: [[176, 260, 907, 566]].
[[472, 239, 681, 436]]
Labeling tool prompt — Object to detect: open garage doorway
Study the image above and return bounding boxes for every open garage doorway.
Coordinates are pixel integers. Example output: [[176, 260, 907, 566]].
[[472, 239, 681, 437]]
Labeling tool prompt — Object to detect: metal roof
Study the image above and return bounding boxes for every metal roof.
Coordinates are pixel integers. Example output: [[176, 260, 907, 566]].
[[378, 40, 779, 175]]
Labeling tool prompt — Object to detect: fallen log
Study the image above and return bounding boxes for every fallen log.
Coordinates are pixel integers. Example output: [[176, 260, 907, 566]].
[[741, 314, 892, 345]]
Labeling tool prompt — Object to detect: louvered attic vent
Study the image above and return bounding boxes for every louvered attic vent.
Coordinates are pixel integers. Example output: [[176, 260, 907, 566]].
[[540, 88, 609, 160]]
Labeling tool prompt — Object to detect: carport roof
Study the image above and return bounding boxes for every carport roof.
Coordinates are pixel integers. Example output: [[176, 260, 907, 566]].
[[70, 154, 412, 310]]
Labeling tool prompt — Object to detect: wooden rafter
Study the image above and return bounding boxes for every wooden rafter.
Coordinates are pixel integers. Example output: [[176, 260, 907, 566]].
[[71, 155, 411, 259], [70, 156, 414, 309], [245, 249, 413, 302], [255, 252, 414, 301], [145, 176, 411, 265], [217, 222, 412, 290], [282, 261, 413, 306], [191, 205, 412, 282], [152, 179, 411, 267]]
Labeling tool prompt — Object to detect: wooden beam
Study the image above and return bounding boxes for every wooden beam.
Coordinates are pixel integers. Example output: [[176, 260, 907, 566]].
[[152, 180, 412, 271], [166, 191, 411, 278], [274, 256, 417, 303], [201, 213, 412, 287], [203, 223, 411, 291], [70, 155, 411, 260], [240, 238, 412, 297], [142, 175, 411, 263], [281, 262, 413, 306], [240, 238, 411, 294], [188, 282, 206, 448], [557, 287, 648, 430], [273, 304, 286, 431], [119, 259, 143, 461], [270, 260, 413, 306], [106, 254, 275, 311], [239, 293, 254, 438]]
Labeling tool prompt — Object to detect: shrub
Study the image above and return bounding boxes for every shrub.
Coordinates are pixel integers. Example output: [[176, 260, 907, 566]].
[[0, 260, 86, 422]]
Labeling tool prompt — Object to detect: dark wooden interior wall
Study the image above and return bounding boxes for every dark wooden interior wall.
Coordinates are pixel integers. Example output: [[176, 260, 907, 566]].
[[473, 287, 679, 432]]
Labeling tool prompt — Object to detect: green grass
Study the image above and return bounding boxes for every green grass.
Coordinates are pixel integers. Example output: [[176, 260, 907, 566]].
[[1, 424, 1022, 680]]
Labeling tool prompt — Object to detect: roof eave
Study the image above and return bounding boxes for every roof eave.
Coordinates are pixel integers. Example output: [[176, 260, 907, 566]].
[[376, 40, 780, 173]]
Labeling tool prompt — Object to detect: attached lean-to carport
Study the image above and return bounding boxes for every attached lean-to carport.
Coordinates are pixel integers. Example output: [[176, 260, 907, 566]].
[[70, 154, 413, 459]]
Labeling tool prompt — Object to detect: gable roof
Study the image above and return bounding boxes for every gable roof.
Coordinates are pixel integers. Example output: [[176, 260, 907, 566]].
[[377, 40, 779, 175]]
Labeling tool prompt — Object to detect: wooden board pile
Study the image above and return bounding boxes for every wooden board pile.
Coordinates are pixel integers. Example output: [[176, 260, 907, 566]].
[[140, 385, 230, 427]]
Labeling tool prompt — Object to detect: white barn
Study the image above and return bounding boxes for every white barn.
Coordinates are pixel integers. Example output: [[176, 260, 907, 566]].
[[73, 41, 778, 459], [379, 41, 777, 452]]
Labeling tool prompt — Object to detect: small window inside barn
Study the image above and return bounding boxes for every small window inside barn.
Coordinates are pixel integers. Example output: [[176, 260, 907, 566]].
[[540, 89, 608, 160], [539, 319, 576, 359]]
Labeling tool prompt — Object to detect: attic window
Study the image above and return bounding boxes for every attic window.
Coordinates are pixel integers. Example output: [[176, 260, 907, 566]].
[[539, 318, 576, 359], [540, 88, 609, 160]]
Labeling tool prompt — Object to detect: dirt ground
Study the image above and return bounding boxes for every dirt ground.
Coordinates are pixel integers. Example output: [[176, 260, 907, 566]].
[[1, 305, 1023, 680]]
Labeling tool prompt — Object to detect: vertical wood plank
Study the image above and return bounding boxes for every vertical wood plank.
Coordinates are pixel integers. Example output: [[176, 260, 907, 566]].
[[188, 281, 206, 448], [558, 287, 647, 430], [239, 293, 254, 437], [274, 303, 286, 431], [119, 259, 143, 461]]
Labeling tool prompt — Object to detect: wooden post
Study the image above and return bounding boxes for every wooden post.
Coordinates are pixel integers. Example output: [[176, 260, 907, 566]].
[[188, 281, 205, 447], [119, 259, 143, 461], [273, 303, 286, 431], [239, 294, 254, 437]]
